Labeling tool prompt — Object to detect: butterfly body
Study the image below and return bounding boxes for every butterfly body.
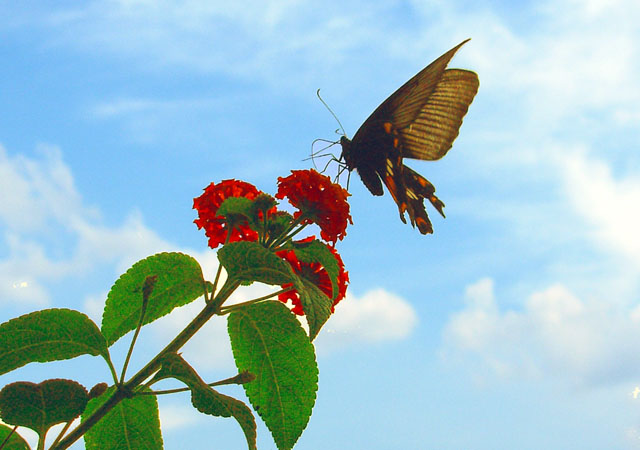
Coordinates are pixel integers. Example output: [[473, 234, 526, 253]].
[[340, 39, 479, 234]]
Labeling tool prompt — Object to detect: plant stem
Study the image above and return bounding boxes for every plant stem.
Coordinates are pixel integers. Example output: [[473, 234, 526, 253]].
[[119, 289, 150, 384], [37, 432, 45, 450], [142, 372, 253, 396], [49, 278, 241, 450], [49, 420, 74, 449], [209, 227, 233, 301], [210, 263, 224, 301], [0, 425, 18, 450], [218, 287, 290, 314], [269, 217, 307, 249], [105, 356, 119, 385]]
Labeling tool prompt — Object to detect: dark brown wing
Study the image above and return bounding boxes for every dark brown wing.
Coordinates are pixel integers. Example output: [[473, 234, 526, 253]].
[[365, 39, 472, 130], [398, 69, 479, 160], [379, 157, 445, 235], [401, 165, 445, 234]]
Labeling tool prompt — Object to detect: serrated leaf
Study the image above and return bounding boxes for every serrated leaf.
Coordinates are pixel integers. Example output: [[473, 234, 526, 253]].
[[289, 239, 340, 300], [0, 309, 109, 376], [218, 241, 295, 287], [82, 386, 162, 450], [102, 252, 206, 346], [155, 353, 256, 450], [0, 424, 31, 450], [0, 379, 88, 439], [228, 301, 318, 450], [296, 278, 332, 341]]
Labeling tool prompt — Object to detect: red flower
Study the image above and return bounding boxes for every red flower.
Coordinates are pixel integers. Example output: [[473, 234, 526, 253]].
[[277, 240, 349, 316], [276, 169, 352, 244], [193, 179, 261, 249]]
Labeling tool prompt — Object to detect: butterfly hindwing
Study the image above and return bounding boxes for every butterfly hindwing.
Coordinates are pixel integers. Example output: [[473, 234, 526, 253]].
[[399, 69, 479, 160], [402, 165, 445, 234], [376, 125, 445, 235]]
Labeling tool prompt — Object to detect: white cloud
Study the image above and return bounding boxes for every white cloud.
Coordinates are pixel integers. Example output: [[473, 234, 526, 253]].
[[0, 144, 91, 232], [83, 290, 109, 325], [158, 403, 203, 431], [499, 0, 639, 112], [0, 144, 172, 309], [556, 150, 640, 267], [443, 278, 640, 386], [315, 288, 418, 353]]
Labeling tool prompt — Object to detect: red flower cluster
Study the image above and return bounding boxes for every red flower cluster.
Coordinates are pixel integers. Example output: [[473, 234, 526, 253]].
[[277, 240, 349, 316], [194, 170, 351, 318], [193, 179, 261, 249], [276, 169, 352, 244]]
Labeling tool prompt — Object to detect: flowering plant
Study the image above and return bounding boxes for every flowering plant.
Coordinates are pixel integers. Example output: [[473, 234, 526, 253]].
[[0, 169, 351, 450]]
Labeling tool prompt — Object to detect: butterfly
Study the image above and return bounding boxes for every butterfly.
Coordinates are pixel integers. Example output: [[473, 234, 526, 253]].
[[339, 39, 479, 234]]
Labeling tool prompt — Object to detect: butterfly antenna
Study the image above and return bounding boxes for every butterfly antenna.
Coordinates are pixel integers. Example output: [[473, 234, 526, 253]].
[[317, 89, 346, 137]]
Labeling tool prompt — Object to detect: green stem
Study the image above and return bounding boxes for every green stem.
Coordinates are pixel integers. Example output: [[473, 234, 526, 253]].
[[209, 263, 224, 302], [280, 222, 307, 244], [269, 216, 308, 249], [0, 425, 18, 450], [119, 294, 150, 384], [49, 420, 74, 449], [209, 225, 234, 301], [105, 356, 119, 386], [218, 287, 291, 314], [141, 372, 253, 396], [49, 277, 241, 450], [37, 431, 46, 450]]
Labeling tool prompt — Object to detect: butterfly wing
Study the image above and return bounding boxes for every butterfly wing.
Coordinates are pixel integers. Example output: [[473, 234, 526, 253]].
[[356, 39, 473, 133], [398, 69, 479, 160], [378, 153, 445, 235]]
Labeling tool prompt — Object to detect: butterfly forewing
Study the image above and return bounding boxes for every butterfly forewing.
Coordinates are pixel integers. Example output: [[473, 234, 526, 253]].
[[383, 38, 472, 128]]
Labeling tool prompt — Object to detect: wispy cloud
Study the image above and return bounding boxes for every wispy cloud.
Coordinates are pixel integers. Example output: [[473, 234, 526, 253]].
[[443, 278, 640, 387], [158, 402, 204, 431], [558, 151, 640, 267], [0, 144, 171, 309], [11, 1, 478, 94], [316, 288, 418, 353]]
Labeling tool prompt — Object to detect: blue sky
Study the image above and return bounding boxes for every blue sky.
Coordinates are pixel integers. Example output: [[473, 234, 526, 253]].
[[1, 0, 640, 448]]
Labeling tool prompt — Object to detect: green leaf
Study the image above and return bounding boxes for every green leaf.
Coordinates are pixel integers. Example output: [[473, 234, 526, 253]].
[[82, 387, 162, 450], [216, 197, 255, 220], [218, 242, 295, 287], [296, 278, 332, 341], [102, 252, 206, 346], [289, 239, 340, 299], [0, 309, 109, 376], [155, 353, 256, 450], [0, 424, 30, 450], [228, 301, 318, 450], [0, 379, 88, 439]]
